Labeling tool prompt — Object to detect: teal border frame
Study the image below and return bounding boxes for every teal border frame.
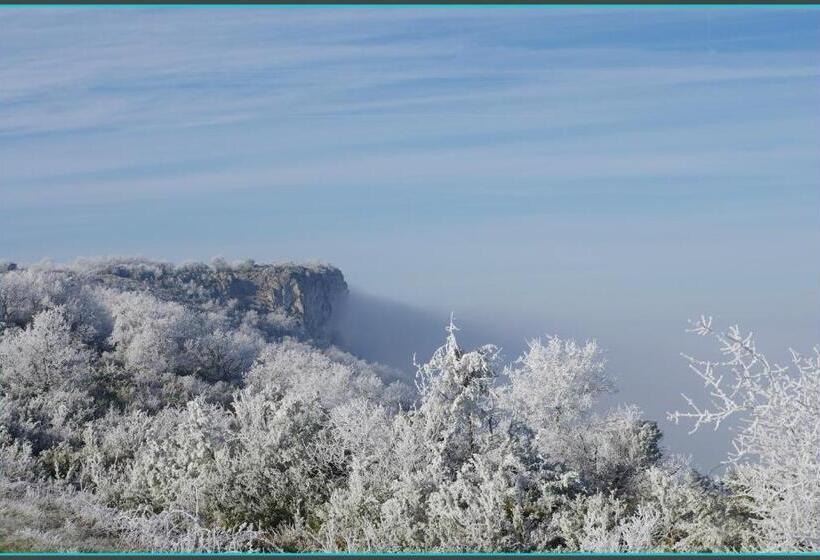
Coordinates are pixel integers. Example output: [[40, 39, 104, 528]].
[[1, 2, 820, 6]]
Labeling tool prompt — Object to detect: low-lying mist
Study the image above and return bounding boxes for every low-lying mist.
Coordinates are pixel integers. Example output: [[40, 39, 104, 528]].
[[331, 288, 550, 378], [331, 286, 738, 472]]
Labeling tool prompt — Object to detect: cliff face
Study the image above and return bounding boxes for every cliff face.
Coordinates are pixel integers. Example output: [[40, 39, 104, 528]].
[[228, 264, 348, 339]]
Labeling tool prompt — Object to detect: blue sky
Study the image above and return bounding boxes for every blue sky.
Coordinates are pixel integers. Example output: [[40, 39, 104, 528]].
[[1, 7, 818, 468]]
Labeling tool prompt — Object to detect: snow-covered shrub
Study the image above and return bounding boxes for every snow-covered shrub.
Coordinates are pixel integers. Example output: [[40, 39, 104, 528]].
[[122, 399, 230, 512], [563, 406, 663, 495], [204, 387, 342, 531], [0, 425, 42, 482], [0, 308, 93, 399], [186, 326, 263, 383], [0, 308, 98, 451], [632, 462, 754, 551], [78, 409, 155, 504], [0, 266, 111, 343], [101, 290, 204, 376], [245, 339, 393, 409]]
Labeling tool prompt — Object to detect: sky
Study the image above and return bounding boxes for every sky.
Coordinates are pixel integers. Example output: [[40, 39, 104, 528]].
[[1, 7, 819, 469]]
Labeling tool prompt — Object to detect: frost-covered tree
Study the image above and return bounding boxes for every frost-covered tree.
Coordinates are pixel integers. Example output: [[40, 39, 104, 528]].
[[670, 317, 820, 551], [415, 318, 500, 478], [499, 337, 614, 466], [503, 336, 612, 430]]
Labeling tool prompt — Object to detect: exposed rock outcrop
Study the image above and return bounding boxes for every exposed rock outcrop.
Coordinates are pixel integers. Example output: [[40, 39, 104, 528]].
[[230, 263, 348, 339]]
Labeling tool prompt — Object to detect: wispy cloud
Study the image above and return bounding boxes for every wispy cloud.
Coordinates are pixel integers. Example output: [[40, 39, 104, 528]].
[[1, 9, 817, 137]]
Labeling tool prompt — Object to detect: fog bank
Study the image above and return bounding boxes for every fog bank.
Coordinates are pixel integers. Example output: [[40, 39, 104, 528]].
[[333, 286, 807, 473]]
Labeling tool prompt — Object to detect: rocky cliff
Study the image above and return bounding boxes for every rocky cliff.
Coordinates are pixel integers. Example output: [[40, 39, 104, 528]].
[[226, 263, 348, 339], [1, 258, 349, 341]]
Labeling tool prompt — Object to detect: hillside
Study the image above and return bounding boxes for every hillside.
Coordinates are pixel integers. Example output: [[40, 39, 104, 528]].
[[0, 258, 816, 552]]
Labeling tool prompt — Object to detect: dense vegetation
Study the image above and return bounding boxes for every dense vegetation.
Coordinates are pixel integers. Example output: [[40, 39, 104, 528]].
[[0, 258, 817, 552]]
